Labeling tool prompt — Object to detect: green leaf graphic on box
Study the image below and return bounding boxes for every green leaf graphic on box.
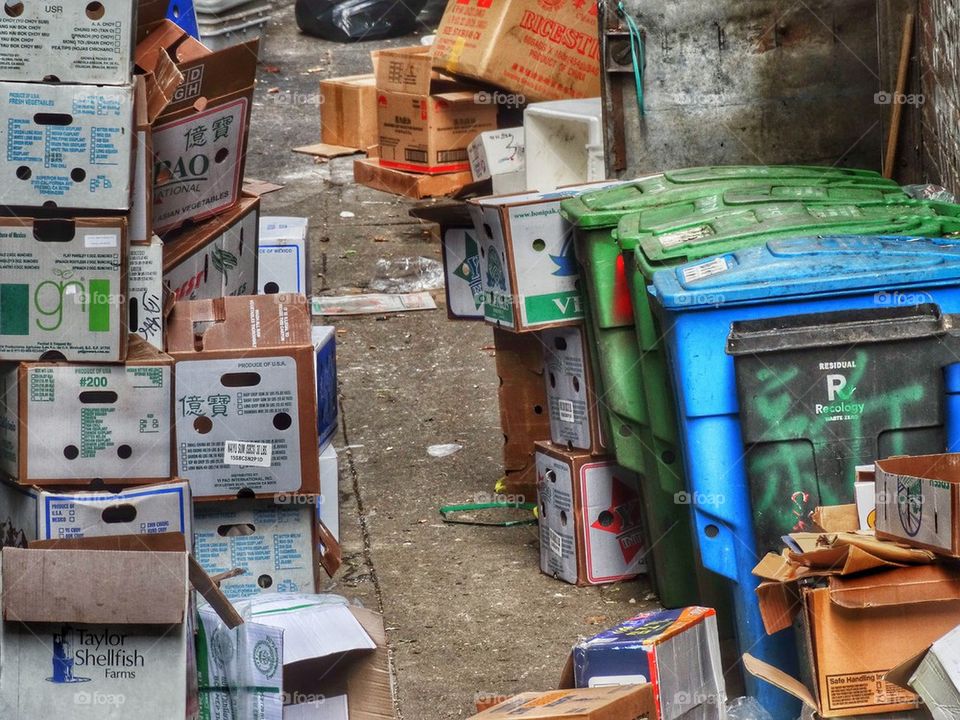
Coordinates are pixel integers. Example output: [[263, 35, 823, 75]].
[[211, 244, 238, 282], [453, 231, 484, 309], [485, 246, 507, 292]]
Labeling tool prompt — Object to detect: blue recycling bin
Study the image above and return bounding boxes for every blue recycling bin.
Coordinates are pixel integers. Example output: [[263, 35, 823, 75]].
[[167, 0, 200, 39], [649, 235, 960, 718]]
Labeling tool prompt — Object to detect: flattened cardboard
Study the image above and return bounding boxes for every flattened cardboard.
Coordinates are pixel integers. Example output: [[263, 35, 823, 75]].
[[0, 335, 174, 486], [258, 216, 310, 295], [469, 686, 655, 720], [0, 82, 135, 210], [536, 442, 646, 586], [876, 453, 960, 556], [128, 234, 166, 350], [137, 21, 258, 233], [469, 183, 622, 331], [541, 325, 606, 453], [354, 157, 473, 199], [0, 0, 136, 85], [494, 328, 550, 474], [167, 295, 321, 499], [163, 196, 260, 302], [432, 0, 601, 102], [375, 47, 498, 175], [812, 505, 860, 533], [320, 74, 379, 151], [0, 217, 127, 362]]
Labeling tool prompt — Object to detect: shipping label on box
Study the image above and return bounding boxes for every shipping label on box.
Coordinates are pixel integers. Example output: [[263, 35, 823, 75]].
[[442, 227, 485, 320], [0, 82, 135, 210], [0, 1, 135, 85], [194, 500, 319, 600], [258, 216, 310, 295], [876, 454, 960, 555], [0, 336, 174, 485], [470, 185, 618, 331], [128, 235, 165, 351], [164, 197, 259, 302], [196, 605, 284, 720], [541, 325, 606, 453], [36, 481, 192, 543], [0, 218, 126, 362]]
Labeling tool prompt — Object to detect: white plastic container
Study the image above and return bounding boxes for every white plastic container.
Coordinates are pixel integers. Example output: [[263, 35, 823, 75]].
[[523, 98, 605, 192]]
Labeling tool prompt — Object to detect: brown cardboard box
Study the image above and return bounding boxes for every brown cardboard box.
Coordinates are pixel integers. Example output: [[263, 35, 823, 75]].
[[376, 47, 498, 175], [469, 686, 655, 719], [166, 294, 322, 500], [875, 453, 960, 557], [747, 564, 960, 717], [354, 157, 474, 198], [536, 442, 645, 586], [136, 21, 258, 233], [432, 0, 601, 103], [320, 74, 379, 151], [494, 328, 551, 474]]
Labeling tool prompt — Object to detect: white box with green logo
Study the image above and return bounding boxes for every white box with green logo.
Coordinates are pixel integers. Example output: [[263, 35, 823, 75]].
[[0, 335, 173, 486], [468, 183, 619, 332], [0, 217, 127, 362]]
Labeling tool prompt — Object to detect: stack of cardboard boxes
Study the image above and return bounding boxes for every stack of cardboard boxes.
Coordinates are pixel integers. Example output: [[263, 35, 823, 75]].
[[0, 8, 356, 715]]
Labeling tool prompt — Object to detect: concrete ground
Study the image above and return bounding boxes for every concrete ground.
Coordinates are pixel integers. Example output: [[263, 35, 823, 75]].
[[246, 4, 658, 717]]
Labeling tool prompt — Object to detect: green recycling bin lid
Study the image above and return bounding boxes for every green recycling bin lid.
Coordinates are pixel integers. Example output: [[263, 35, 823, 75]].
[[560, 165, 902, 229], [617, 201, 960, 272]]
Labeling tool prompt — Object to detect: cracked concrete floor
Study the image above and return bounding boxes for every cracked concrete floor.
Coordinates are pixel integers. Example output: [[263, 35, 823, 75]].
[[244, 5, 658, 718]]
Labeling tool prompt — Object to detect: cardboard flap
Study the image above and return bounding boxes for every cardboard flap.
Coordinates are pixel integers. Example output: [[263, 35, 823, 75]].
[[317, 520, 343, 578], [189, 556, 243, 629], [345, 607, 393, 720], [829, 564, 960, 609], [30, 532, 187, 553], [756, 580, 802, 635], [885, 648, 930, 691], [409, 200, 473, 227], [742, 654, 818, 709], [2, 546, 186, 625], [144, 47, 184, 124], [375, 47, 434, 95], [812, 505, 860, 533], [558, 652, 575, 689], [135, 19, 207, 74]]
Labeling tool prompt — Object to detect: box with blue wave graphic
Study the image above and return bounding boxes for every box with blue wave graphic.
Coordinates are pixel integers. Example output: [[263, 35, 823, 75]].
[[565, 607, 726, 720]]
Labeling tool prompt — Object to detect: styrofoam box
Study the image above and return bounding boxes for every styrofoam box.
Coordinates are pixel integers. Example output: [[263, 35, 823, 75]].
[[0, 82, 135, 210], [0, 1, 135, 85], [524, 98, 604, 192]]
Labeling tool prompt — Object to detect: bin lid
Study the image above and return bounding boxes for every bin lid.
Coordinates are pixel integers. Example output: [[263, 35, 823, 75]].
[[622, 202, 960, 273], [559, 165, 900, 229], [726, 303, 947, 355], [653, 236, 960, 309]]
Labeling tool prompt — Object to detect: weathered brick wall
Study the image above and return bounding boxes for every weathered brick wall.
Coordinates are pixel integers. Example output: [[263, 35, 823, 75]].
[[918, 0, 960, 192]]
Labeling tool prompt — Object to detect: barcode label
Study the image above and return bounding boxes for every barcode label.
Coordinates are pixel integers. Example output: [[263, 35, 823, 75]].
[[223, 441, 272, 468], [405, 149, 428, 163], [558, 399, 576, 423], [549, 528, 563, 557], [437, 148, 468, 163], [682, 256, 729, 284]]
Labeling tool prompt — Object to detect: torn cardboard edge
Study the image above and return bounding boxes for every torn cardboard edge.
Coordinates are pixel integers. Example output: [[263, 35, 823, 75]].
[[354, 157, 473, 199], [293, 142, 368, 160]]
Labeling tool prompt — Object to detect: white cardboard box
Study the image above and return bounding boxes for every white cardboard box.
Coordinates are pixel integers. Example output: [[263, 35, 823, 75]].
[[128, 235, 165, 351], [319, 444, 339, 542], [468, 128, 526, 195], [0, 217, 127, 362], [468, 182, 622, 331], [0, 336, 174, 485], [164, 196, 260, 303], [193, 500, 320, 600], [258, 216, 310, 295], [0, 1, 136, 85], [0, 82, 135, 210], [541, 325, 607, 453]]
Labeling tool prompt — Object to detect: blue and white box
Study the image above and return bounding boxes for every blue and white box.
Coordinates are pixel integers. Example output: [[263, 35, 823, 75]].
[[313, 325, 338, 449], [258, 216, 310, 295]]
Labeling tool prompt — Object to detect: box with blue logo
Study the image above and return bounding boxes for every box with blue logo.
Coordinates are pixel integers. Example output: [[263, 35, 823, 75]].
[[258, 216, 311, 295], [562, 608, 726, 720], [467, 182, 621, 332], [312, 325, 338, 450]]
